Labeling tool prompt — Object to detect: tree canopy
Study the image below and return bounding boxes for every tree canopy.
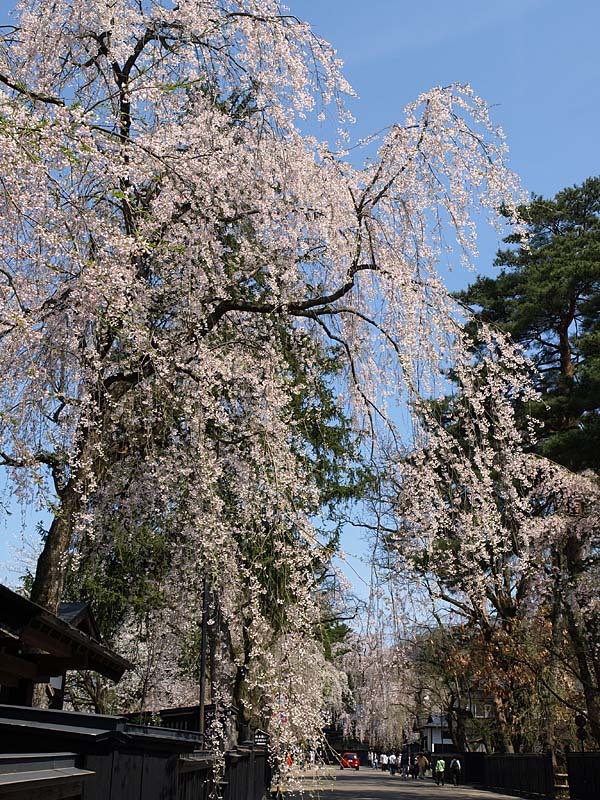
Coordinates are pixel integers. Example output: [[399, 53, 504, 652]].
[[456, 177, 600, 470], [381, 179, 600, 753], [0, 0, 536, 758]]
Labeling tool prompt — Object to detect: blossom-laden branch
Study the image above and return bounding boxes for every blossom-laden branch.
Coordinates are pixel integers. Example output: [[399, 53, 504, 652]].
[[0, 0, 531, 764]]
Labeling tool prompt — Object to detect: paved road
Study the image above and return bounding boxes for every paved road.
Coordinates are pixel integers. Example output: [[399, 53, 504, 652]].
[[286, 767, 533, 800]]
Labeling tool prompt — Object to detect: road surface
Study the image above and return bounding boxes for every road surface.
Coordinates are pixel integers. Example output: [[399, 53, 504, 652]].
[[285, 766, 541, 800]]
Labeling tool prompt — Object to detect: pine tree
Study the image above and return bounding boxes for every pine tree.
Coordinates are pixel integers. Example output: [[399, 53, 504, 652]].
[[457, 177, 600, 471]]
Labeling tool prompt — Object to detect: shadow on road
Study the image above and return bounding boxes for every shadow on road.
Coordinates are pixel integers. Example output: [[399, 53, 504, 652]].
[[284, 766, 544, 800]]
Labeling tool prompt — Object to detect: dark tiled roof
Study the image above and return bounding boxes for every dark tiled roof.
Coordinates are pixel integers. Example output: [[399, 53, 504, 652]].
[[57, 602, 88, 625]]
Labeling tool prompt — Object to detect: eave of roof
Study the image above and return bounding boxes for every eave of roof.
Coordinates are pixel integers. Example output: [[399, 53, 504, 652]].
[[0, 584, 132, 682]]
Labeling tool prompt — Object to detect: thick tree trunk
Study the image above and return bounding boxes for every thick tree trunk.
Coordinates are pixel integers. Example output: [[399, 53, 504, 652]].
[[451, 708, 470, 752], [30, 409, 109, 613], [557, 305, 576, 397], [228, 614, 253, 736], [30, 484, 80, 613], [491, 693, 515, 753], [563, 600, 600, 748], [558, 326, 574, 382], [29, 493, 78, 708]]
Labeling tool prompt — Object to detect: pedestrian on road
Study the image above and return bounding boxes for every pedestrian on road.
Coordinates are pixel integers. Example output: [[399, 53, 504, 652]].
[[380, 752, 389, 771], [389, 752, 397, 775], [410, 756, 419, 779], [434, 757, 446, 786], [450, 757, 461, 786], [399, 752, 409, 778], [416, 753, 429, 780], [372, 753, 378, 770]]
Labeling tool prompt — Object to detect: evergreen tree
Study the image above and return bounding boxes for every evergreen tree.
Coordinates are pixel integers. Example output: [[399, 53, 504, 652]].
[[456, 177, 600, 471]]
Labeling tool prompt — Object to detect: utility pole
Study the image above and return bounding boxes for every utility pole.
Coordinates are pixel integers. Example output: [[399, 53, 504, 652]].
[[198, 576, 210, 743]]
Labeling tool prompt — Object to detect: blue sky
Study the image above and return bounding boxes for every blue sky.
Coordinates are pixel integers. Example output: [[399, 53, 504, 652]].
[[291, 0, 600, 588], [291, 0, 599, 199], [0, 0, 599, 586]]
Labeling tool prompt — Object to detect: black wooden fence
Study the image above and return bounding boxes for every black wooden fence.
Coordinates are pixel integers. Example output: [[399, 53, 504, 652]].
[[428, 750, 555, 798], [431, 749, 600, 800], [178, 754, 215, 800], [177, 745, 269, 800], [223, 745, 268, 800], [429, 751, 485, 785], [125, 703, 270, 800], [0, 705, 270, 800], [566, 752, 600, 800], [0, 746, 268, 800], [483, 752, 555, 799], [0, 752, 94, 799]]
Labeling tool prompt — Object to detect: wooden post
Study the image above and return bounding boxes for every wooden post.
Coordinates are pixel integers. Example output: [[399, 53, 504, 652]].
[[199, 575, 210, 742]]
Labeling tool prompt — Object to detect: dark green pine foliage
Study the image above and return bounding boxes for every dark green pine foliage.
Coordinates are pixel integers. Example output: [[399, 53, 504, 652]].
[[456, 177, 600, 471]]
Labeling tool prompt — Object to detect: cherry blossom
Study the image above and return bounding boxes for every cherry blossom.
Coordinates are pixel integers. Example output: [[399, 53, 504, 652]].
[[0, 0, 532, 762]]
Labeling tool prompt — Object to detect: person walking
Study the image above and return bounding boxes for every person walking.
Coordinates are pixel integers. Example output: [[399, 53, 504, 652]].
[[399, 752, 409, 778], [450, 757, 461, 786], [416, 753, 429, 779], [389, 752, 396, 775], [380, 752, 389, 771], [372, 753, 378, 770], [434, 757, 446, 786]]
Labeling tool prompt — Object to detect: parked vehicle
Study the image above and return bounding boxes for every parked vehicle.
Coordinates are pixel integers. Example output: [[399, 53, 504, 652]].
[[341, 752, 360, 770]]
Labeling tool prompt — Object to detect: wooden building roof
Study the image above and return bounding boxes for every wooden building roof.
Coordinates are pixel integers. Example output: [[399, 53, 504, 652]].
[[57, 601, 101, 640], [0, 584, 132, 687]]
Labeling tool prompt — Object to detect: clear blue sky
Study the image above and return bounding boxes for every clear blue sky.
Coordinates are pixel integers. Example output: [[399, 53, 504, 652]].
[[1, 0, 599, 586], [291, 0, 599, 200]]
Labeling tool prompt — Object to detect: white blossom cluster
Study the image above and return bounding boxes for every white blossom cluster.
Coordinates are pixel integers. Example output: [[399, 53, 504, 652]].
[[0, 0, 535, 763]]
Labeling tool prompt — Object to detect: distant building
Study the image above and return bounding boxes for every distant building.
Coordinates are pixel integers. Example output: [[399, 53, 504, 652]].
[[413, 712, 454, 753]]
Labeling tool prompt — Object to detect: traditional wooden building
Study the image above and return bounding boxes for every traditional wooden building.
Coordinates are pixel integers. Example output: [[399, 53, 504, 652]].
[[0, 584, 270, 800], [0, 583, 131, 707]]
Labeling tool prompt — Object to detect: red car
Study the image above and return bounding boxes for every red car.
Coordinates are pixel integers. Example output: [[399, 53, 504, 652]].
[[341, 752, 360, 770]]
